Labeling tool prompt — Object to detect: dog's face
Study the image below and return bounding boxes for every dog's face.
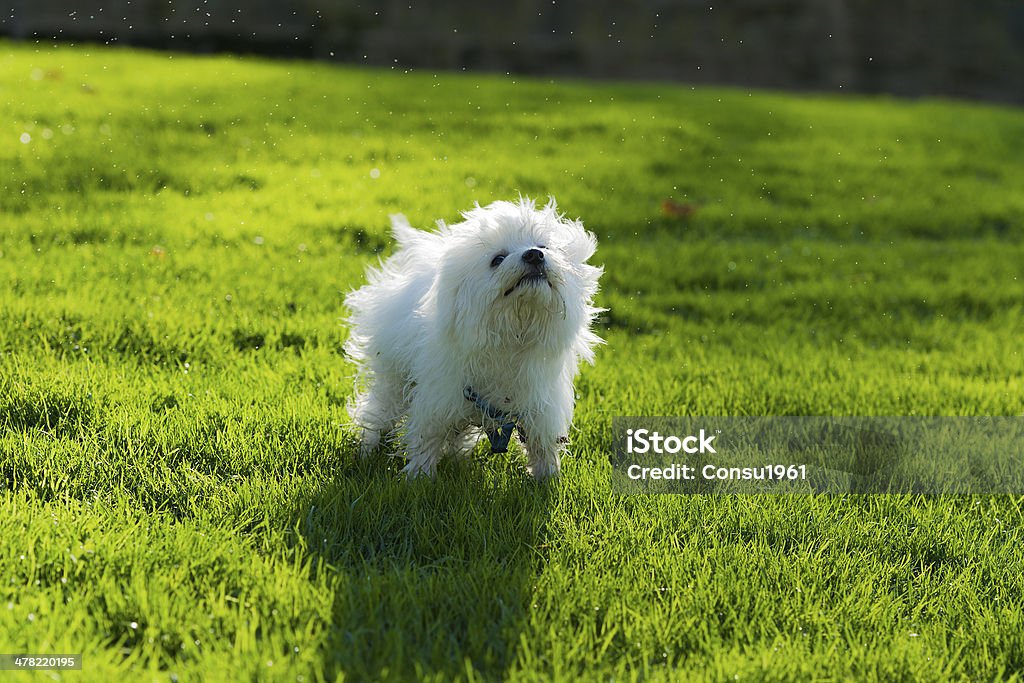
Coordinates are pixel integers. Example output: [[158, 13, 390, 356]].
[[434, 199, 602, 357]]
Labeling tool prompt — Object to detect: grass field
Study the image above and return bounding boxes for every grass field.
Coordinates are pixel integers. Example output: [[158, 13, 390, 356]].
[[2, 41, 1024, 681]]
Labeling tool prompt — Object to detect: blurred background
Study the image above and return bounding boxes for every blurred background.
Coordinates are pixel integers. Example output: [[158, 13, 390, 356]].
[[3, 0, 1023, 104]]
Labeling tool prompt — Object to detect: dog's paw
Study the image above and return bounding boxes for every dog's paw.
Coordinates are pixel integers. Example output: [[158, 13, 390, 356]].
[[358, 428, 382, 459], [525, 453, 562, 479], [402, 458, 437, 480]]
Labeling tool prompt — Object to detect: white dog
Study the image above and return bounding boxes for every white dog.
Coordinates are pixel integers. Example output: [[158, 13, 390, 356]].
[[344, 198, 603, 478]]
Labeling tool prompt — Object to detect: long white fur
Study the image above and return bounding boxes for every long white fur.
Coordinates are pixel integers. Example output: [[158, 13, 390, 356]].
[[344, 197, 603, 478]]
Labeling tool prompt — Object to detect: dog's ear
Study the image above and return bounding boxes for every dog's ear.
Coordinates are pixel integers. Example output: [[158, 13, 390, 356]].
[[391, 214, 445, 252], [429, 259, 488, 351], [553, 217, 597, 265]]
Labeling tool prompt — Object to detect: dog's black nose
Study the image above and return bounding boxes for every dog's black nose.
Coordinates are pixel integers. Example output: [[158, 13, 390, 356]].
[[522, 248, 544, 265]]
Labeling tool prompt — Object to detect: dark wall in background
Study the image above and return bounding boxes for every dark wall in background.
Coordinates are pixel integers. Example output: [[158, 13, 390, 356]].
[[4, 0, 1023, 103]]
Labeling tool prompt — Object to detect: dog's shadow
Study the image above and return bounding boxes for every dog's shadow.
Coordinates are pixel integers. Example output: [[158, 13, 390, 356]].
[[294, 454, 555, 680]]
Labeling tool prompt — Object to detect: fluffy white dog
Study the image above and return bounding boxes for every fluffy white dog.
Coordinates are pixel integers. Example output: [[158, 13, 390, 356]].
[[344, 198, 603, 478]]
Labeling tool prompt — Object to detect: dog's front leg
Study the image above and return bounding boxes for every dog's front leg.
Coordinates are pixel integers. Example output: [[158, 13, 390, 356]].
[[400, 405, 449, 479], [520, 411, 571, 479], [402, 435, 446, 479], [522, 432, 567, 479]]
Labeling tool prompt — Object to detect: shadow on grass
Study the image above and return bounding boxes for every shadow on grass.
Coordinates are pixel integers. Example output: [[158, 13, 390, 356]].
[[295, 455, 555, 681]]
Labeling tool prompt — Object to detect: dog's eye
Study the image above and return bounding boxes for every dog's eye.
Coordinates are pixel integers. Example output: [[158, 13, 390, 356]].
[[490, 253, 507, 268]]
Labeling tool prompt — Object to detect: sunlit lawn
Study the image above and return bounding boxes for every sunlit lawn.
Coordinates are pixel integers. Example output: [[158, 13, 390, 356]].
[[1, 41, 1023, 681]]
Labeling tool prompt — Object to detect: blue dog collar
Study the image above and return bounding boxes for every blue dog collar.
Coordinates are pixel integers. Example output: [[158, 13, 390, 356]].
[[464, 386, 521, 453]]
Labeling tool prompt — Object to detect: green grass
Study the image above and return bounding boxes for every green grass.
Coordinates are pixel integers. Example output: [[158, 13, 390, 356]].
[[1, 40, 1023, 681]]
